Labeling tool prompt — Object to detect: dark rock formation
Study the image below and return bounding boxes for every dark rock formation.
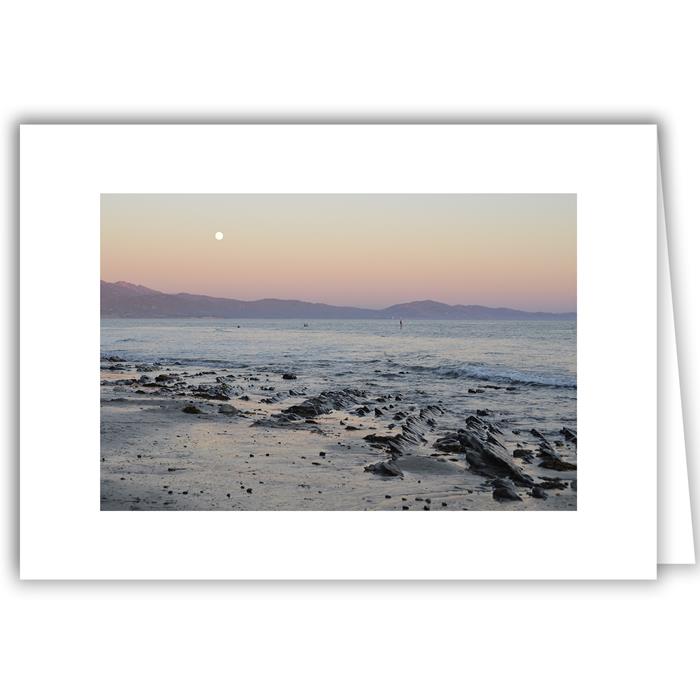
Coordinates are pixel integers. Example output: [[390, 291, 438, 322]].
[[182, 405, 202, 414], [282, 389, 366, 418], [491, 478, 523, 501], [560, 427, 577, 443], [191, 383, 232, 401], [537, 442, 577, 471], [364, 460, 404, 477], [433, 416, 534, 485], [363, 406, 443, 455]]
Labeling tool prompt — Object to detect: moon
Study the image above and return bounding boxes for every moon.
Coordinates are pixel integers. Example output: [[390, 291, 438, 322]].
[[214, 231, 224, 241]]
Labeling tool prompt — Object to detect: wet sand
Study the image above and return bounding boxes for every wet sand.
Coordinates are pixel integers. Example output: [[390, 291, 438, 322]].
[[100, 358, 577, 511]]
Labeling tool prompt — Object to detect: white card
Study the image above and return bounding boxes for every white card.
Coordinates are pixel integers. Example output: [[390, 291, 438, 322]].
[[20, 124, 661, 579]]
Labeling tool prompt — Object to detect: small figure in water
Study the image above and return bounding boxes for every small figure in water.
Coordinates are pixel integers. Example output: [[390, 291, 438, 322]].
[[399, 319, 403, 329]]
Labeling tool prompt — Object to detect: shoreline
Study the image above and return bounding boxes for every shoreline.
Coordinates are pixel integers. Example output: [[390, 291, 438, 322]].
[[100, 355, 577, 511]]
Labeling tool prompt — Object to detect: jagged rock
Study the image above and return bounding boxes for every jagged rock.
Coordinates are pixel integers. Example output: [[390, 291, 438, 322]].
[[135, 362, 160, 372], [538, 478, 568, 490], [282, 373, 297, 380], [364, 460, 404, 477], [363, 406, 441, 455], [561, 427, 577, 443], [435, 419, 534, 485], [530, 428, 546, 439], [513, 447, 534, 463], [492, 479, 522, 501], [282, 388, 366, 418], [433, 434, 464, 453], [538, 442, 576, 471], [191, 383, 232, 401]]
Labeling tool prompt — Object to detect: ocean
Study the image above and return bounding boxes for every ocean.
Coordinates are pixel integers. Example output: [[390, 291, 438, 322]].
[[101, 318, 576, 434]]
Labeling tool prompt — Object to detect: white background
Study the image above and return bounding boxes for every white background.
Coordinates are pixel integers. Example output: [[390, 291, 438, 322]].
[[2, 1, 698, 698]]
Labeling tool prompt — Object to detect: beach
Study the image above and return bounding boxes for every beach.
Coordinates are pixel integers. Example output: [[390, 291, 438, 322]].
[[101, 318, 577, 510]]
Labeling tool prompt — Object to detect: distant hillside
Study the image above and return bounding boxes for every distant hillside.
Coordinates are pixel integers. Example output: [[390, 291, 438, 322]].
[[101, 281, 576, 320]]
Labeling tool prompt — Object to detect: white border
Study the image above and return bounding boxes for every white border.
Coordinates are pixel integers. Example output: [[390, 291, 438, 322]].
[[20, 125, 657, 579]]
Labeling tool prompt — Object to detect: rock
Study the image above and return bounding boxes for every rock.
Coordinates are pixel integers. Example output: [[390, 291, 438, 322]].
[[182, 405, 202, 414], [476, 409, 490, 417], [246, 488, 253, 494], [362, 406, 440, 455], [218, 404, 239, 415], [191, 383, 232, 401], [465, 415, 484, 428], [530, 428, 546, 439], [282, 388, 366, 418], [433, 434, 463, 453], [374, 407, 383, 417], [436, 420, 534, 486], [538, 478, 568, 490], [282, 373, 297, 380], [537, 442, 577, 471], [364, 460, 404, 477], [561, 427, 577, 443], [492, 479, 522, 501], [512, 448, 534, 463], [530, 486, 548, 499]]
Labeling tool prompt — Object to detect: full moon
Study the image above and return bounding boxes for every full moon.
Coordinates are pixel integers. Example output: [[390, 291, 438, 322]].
[[214, 231, 224, 241]]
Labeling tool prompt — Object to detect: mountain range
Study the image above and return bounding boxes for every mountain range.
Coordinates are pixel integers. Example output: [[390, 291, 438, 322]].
[[101, 281, 576, 320]]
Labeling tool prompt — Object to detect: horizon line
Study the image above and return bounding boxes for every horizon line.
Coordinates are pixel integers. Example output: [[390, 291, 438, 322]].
[[102, 279, 577, 315]]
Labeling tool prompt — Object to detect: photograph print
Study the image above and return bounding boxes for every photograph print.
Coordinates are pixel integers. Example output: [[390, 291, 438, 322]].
[[101, 193, 577, 511]]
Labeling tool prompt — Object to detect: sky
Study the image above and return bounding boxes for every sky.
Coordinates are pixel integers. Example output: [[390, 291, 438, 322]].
[[101, 193, 576, 312]]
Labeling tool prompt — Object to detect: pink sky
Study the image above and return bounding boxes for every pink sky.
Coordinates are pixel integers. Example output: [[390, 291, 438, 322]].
[[101, 193, 576, 312]]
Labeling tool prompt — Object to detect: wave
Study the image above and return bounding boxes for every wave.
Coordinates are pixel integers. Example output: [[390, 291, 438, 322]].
[[397, 362, 576, 388]]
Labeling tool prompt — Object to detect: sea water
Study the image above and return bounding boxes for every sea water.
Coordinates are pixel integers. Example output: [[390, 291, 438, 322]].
[[102, 318, 576, 434]]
